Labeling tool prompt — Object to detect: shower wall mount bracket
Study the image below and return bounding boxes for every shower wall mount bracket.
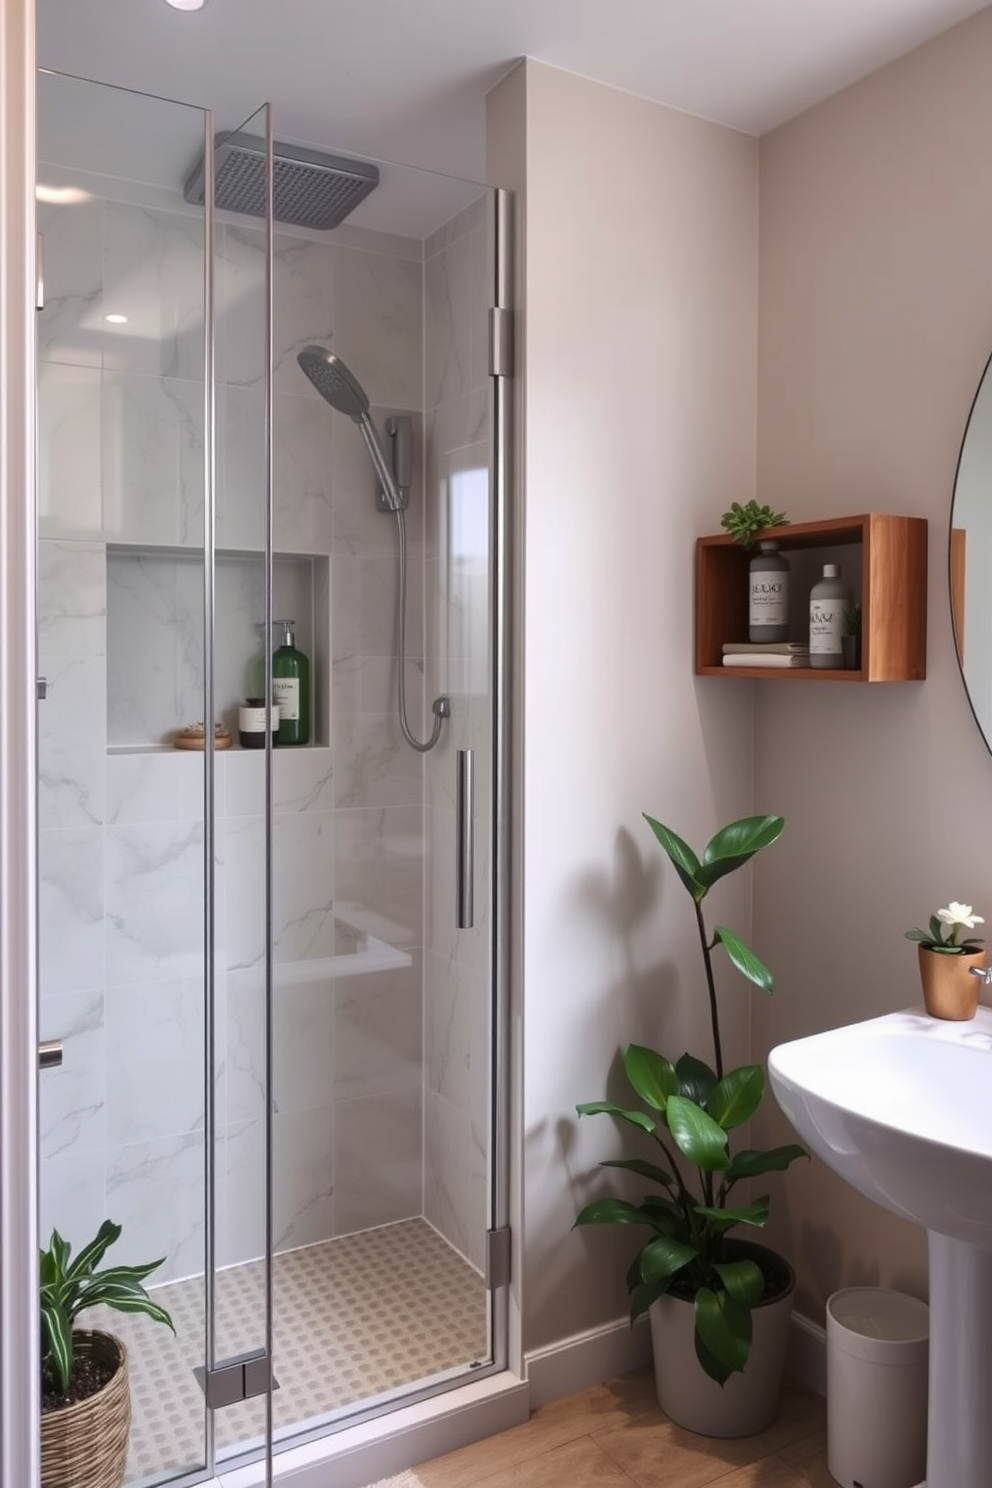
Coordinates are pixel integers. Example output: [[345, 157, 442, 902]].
[[376, 414, 413, 512]]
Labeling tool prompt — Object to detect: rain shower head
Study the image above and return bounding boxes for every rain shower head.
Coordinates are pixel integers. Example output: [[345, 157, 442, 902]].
[[297, 345, 370, 422], [183, 133, 379, 231]]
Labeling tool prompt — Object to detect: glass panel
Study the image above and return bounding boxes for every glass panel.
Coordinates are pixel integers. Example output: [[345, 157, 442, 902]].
[[36, 71, 212, 1486]]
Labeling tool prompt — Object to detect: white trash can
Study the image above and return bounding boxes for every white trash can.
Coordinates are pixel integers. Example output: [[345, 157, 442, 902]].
[[826, 1288, 929, 1488]]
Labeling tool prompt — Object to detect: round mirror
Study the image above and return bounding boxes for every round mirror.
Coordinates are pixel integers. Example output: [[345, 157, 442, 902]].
[[951, 351, 992, 755]]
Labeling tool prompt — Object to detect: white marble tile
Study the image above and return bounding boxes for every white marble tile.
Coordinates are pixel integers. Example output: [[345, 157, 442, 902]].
[[106, 749, 212, 825], [105, 820, 207, 986], [423, 1089, 471, 1259], [272, 391, 336, 554], [332, 954, 422, 1103], [331, 653, 395, 717], [424, 950, 473, 1112], [106, 548, 206, 747], [333, 711, 423, 810], [38, 540, 106, 657], [222, 226, 338, 395], [219, 1119, 266, 1269], [102, 201, 206, 381], [333, 805, 425, 951], [272, 1107, 335, 1250], [224, 969, 266, 1128], [272, 747, 334, 814], [331, 544, 424, 663], [271, 968, 336, 1114], [38, 826, 105, 998], [216, 381, 265, 551], [223, 814, 266, 971], [36, 197, 104, 368], [37, 654, 106, 755], [329, 246, 423, 410], [40, 1150, 108, 1259], [37, 362, 103, 538], [106, 1130, 208, 1284], [38, 989, 105, 1161], [101, 372, 204, 546], [272, 812, 336, 963], [38, 747, 106, 829], [425, 229, 471, 410], [105, 978, 207, 1143], [333, 1086, 423, 1236]]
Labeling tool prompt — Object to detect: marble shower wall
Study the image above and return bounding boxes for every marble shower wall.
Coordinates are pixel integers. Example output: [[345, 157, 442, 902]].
[[37, 190, 431, 1283], [422, 196, 493, 1274]]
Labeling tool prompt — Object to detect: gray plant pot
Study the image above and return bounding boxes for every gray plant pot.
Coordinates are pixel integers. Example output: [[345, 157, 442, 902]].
[[841, 634, 862, 670], [648, 1241, 796, 1438]]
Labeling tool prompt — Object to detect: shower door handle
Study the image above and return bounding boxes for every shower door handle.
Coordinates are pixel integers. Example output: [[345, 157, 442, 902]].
[[38, 1040, 63, 1071], [456, 749, 474, 930]]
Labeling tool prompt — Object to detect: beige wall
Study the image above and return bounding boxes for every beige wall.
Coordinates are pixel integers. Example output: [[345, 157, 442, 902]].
[[489, 60, 759, 1355], [753, 5, 992, 1321]]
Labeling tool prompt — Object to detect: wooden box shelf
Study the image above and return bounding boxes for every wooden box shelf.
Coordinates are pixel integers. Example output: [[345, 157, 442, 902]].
[[695, 514, 927, 681]]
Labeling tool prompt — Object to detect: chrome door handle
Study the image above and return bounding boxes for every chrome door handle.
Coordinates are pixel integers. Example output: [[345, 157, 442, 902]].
[[38, 1040, 63, 1071], [456, 749, 474, 930]]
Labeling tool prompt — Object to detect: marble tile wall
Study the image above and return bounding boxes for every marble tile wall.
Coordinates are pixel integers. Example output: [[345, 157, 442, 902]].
[[37, 192, 432, 1283]]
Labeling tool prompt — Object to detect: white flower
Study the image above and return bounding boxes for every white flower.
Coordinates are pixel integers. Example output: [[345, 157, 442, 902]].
[[937, 903, 985, 930]]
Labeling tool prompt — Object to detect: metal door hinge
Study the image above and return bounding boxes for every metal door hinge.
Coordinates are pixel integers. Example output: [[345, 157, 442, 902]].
[[485, 1226, 511, 1290], [36, 233, 44, 311], [194, 1348, 278, 1409], [38, 1040, 63, 1070], [489, 306, 513, 378], [37, 677, 48, 701]]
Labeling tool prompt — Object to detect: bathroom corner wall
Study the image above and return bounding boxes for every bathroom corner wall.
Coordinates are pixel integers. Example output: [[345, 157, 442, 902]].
[[751, 6, 992, 1321], [421, 194, 492, 1272], [37, 187, 428, 1279]]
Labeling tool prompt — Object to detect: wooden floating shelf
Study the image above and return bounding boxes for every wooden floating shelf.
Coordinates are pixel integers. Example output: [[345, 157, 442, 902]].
[[695, 513, 928, 682]]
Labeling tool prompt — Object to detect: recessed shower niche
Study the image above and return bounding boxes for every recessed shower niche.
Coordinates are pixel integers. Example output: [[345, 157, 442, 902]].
[[106, 544, 330, 750]]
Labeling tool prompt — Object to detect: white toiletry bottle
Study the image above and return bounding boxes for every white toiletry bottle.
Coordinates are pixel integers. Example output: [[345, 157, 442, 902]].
[[748, 541, 790, 642], [809, 564, 850, 669]]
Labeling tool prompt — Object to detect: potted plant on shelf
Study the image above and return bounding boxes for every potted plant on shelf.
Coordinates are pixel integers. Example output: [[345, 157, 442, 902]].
[[574, 813, 806, 1437], [841, 603, 862, 671], [905, 902, 986, 1022], [40, 1219, 174, 1488], [719, 501, 788, 549]]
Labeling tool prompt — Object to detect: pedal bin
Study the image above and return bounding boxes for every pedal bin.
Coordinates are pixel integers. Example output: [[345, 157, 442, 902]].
[[826, 1287, 929, 1488]]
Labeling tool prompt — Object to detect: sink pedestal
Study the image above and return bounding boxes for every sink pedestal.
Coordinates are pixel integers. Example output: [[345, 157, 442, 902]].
[[926, 1232, 992, 1488]]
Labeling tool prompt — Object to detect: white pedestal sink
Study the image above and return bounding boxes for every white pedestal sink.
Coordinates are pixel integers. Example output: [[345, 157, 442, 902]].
[[769, 1006, 992, 1488]]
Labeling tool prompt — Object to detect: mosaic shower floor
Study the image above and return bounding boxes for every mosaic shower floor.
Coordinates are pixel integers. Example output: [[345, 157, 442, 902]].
[[91, 1218, 488, 1486]]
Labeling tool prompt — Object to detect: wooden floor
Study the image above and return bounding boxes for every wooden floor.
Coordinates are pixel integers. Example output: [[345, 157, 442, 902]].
[[413, 1368, 834, 1488]]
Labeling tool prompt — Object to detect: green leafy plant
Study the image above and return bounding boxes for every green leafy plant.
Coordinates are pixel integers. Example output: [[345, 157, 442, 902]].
[[719, 501, 788, 550], [905, 902, 985, 956], [40, 1220, 174, 1396], [574, 814, 806, 1386], [842, 603, 862, 637]]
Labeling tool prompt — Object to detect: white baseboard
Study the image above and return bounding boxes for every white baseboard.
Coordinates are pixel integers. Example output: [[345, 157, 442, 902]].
[[525, 1315, 653, 1409], [525, 1309, 826, 1412], [216, 1372, 530, 1488]]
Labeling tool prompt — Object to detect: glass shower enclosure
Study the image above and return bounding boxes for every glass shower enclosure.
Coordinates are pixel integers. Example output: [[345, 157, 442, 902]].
[[36, 68, 508, 1486]]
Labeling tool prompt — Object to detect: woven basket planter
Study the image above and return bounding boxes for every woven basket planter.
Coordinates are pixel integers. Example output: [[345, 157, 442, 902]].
[[41, 1330, 130, 1488]]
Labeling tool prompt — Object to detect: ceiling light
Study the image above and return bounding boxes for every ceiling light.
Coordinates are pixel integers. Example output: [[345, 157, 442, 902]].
[[105, 314, 129, 325], [36, 184, 92, 205], [163, 0, 205, 10]]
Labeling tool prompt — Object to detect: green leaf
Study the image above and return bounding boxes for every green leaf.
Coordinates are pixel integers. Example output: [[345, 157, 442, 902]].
[[639, 1235, 699, 1285], [65, 1219, 121, 1282], [639, 1195, 686, 1233], [695, 1198, 770, 1230], [713, 1259, 764, 1309], [695, 1287, 752, 1378], [623, 1045, 679, 1111], [725, 1144, 808, 1181], [675, 1052, 716, 1106], [600, 1157, 675, 1189], [713, 926, 774, 992], [665, 1095, 730, 1171], [706, 1066, 764, 1130], [574, 1198, 655, 1229], [575, 1100, 656, 1135], [629, 1278, 671, 1322], [41, 1306, 74, 1393], [642, 815, 703, 900], [698, 816, 784, 889]]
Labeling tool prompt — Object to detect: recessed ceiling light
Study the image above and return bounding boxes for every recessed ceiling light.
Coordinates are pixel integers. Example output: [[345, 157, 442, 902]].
[[105, 314, 129, 325], [36, 184, 92, 205], [164, 0, 205, 10]]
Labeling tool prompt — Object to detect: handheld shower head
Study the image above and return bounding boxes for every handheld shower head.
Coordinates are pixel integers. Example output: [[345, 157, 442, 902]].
[[297, 345, 370, 422], [297, 344, 402, 511]]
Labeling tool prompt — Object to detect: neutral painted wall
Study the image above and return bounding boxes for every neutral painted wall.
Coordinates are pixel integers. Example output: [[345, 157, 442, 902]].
[[752, 6, 992, 1321], [489, 61, 760, 1355]]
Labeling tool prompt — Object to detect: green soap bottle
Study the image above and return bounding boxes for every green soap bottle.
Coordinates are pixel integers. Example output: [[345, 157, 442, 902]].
[[272, 620, 310, 746]]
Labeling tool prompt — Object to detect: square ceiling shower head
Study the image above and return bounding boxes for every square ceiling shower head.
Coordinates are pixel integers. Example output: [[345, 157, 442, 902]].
[[184, 132, 379, 231]]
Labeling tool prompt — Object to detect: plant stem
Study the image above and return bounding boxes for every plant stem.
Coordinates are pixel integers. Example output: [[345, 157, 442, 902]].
[[694, 899, 723, 1079]]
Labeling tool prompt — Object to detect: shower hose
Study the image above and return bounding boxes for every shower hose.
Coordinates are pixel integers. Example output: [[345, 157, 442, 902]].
[[394, 506, 448, 752]]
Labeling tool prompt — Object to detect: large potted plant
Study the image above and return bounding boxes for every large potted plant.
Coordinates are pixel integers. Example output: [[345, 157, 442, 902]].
[[574, 813, 806, 1437], [40, 1219, 174, 1488]]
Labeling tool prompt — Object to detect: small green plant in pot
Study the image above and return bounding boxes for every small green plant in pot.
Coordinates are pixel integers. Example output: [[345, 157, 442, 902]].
[[719, 501, 788, 550], [41, 1220, 174, 1488], [574, 814, 806, 1402]]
